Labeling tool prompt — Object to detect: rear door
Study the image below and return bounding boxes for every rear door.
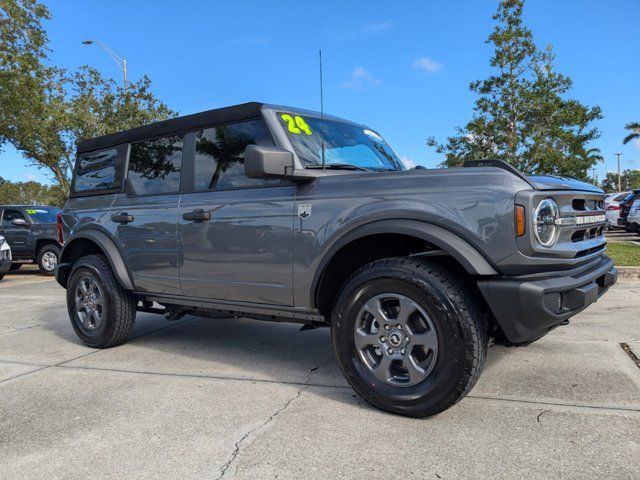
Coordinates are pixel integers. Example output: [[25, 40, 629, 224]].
[[0, 208, 32, 257], [178, 119, 295, 305], [110, 134, 184, 295]]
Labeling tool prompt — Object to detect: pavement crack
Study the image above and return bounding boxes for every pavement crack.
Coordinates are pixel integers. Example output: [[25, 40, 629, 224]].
[[536, 409, 550, 423], [215, 361, 326, 479], [621, 343, 640, 370]]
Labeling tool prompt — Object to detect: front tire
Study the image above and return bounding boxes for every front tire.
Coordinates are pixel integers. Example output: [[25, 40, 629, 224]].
[[331, 257, 488, 418], [37, 244, 60, 275], [67, 254, 136, 348]]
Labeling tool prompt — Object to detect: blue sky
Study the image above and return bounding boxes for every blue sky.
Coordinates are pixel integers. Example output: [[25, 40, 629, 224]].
[[2, 0, 639, 185]]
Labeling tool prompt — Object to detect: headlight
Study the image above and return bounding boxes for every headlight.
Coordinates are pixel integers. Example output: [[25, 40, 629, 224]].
[[534, 198, 560, 247]]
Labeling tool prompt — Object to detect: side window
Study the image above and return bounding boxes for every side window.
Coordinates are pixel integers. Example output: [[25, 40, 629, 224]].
[[128, 135, 183, 195], [193, 118, 278, 191], [2, 209, 26, 227], [73, 148, 119, 193]]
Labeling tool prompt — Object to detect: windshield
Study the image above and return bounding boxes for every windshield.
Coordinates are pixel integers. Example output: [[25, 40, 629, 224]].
[[25, 207, 60, 224], [277, 112, 404, 171]]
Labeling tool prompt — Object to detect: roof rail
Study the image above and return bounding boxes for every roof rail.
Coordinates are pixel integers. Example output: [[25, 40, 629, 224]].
[[462, 159, 534, 187]]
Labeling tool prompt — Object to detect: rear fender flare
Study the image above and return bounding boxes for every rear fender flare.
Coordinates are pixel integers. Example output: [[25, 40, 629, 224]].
[[59, 230, 134, 290]]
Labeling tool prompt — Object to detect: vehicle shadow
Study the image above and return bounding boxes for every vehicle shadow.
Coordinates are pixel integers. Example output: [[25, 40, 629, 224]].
[[43, 309, 510, 413]]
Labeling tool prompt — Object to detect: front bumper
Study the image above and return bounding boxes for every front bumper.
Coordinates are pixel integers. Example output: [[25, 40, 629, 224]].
[[0, 249, 11, 274], [478, 255, 617, 345]]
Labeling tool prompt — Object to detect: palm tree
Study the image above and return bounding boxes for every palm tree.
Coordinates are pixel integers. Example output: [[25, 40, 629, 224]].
[[582, 147, 604, 163], [623, 122, 640, 144]]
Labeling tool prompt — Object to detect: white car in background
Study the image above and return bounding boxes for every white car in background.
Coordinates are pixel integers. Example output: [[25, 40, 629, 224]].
[[0, 235, 11, 281], [627, 198, 640, 232], [605, 191, 631, 228]]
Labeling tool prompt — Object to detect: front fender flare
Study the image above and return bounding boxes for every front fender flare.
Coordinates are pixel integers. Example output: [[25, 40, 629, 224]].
[[57, 230, 134, 290], [311, 219, 497, 305]]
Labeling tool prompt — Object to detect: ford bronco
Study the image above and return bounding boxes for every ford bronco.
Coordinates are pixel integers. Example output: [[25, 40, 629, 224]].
[[56, 102, 617, 417]]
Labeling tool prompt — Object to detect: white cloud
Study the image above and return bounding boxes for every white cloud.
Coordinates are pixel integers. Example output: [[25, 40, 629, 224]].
[[331, 21, 394, 40], [412, 57, 443, 73], [228, 37, 269, 46], [340, 66, 381, 90], [361, 21, 394, 36], [400, 156, 416, 169]]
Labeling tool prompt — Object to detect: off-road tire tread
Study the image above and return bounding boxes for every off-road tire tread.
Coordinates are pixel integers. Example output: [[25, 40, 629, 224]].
[[68, 254, 136, 348], [332, 256, 488, 417]]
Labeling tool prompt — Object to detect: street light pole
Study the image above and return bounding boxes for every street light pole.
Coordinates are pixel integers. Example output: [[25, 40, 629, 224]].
[[615, 152, 622, 192], [81, 40, 128, 93]]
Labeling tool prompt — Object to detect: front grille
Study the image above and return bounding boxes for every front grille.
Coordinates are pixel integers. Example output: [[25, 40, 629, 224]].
[[554, 192, 607, 258]]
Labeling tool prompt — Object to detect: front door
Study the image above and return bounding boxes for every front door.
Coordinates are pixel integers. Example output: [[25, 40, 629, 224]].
[[0, 208, 32, 258], [110, 134, 184, 295], [178, 119, 295, 306]]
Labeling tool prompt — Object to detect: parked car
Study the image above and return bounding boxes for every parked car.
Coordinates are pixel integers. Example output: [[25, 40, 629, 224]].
[[604, 191, 630, 228], [56, 102, 617, 417], [626, 198, 640, 231], [617, 189, 640, 231], [0, 235, 11, 281], [0, 205, 62, 275]]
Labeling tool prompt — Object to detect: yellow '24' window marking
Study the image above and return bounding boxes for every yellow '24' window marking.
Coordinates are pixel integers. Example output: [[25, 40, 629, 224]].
[[281, 114, 312, 135]]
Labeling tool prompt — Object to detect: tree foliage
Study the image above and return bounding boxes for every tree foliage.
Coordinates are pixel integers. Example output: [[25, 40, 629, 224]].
[[0, 0, 175, 195], [623, 121, 640, 145], [0, 176, 66, 206], [600, 170, 640, 193], [428, 0, 603, 180]]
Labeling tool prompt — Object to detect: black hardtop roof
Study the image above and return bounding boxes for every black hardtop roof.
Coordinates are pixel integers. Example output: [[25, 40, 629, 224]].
[[76, 102, 364, 154], [77, 102, 264, 153]]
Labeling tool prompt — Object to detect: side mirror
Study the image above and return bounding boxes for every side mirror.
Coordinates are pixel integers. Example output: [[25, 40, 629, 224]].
[[11, 218, 28, 227], [244, 145, 294, 179]]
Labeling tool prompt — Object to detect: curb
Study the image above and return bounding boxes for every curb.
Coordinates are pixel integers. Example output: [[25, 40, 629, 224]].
[[616, 266, 640, 283]]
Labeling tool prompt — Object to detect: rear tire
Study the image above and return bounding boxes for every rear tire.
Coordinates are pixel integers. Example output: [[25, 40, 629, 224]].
[[331, 257, 488, 418], [10, 263, 22, 271], [67, 254, 136, 348], [37, 244, 60, 275]]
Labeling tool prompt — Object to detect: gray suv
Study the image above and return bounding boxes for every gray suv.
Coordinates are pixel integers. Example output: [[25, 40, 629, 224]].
[[56, 102, 617, 417]]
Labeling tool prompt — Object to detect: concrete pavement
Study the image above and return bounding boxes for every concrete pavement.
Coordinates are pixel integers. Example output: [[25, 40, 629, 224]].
[[0, 266, 638, 479]]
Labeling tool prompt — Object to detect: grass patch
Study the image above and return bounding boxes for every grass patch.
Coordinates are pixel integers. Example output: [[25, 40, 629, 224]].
[[606, 242, 640, 266]]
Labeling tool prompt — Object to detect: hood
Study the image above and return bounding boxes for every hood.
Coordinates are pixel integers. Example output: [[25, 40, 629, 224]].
[[527, 175, 604, 193]]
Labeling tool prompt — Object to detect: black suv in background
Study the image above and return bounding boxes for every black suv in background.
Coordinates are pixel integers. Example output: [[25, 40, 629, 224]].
[[617, 189, 640, 231], [0, 205, 62, 275]]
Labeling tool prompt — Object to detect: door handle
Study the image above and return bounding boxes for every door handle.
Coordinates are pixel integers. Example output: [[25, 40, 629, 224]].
[[182, 209, 211, 222], [111, 212, 134, 224]]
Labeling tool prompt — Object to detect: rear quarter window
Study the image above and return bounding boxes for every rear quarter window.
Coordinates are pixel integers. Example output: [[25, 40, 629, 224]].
[[72, 145, 126, 196]]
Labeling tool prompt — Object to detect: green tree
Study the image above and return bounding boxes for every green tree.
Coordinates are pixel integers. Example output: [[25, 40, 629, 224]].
[[0, 176, 66, 206], [623, 122, 640, 145], [428, 0, 603, 180], [601, 170, 640, 193], [0, 1, 175, 194]]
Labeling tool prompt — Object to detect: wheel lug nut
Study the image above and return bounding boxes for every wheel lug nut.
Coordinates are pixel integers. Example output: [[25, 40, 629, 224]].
[[397, 324, 402, 329], [388, 348, 394, 354], [380, 336, 387, 343], [401, 349, 406, 355], [384, 324, 390, 331]]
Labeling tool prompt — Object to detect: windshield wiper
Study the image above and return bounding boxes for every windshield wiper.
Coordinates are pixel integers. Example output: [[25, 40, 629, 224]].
[[306, 163, 372, 171]]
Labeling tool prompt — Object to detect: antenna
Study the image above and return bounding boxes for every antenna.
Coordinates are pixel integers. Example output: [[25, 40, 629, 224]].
[[319, 49, 326, 170]]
